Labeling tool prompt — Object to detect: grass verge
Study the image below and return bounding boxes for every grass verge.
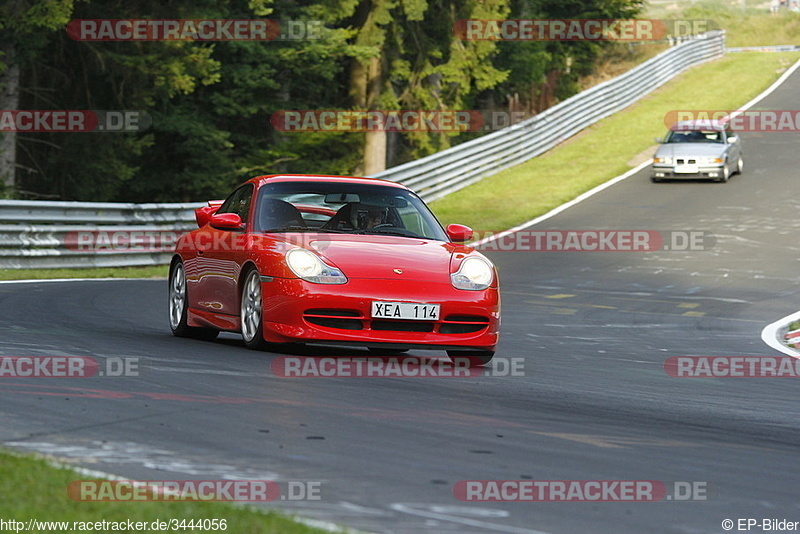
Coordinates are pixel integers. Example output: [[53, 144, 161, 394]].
[[431, 52, 800, 232], [0, 449, 331, 534], [0, 265, 169, 281], [680, 3, 800, 48]]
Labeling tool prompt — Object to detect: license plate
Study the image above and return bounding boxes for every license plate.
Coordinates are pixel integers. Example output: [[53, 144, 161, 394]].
[[371, 301, 440, 321], [674, 164, 699, 174]]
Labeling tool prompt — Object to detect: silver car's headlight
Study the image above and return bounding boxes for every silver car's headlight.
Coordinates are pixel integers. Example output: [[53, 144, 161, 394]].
[[653, 156, 673, 165], [699, 156, 724, 165], [451, 257, 494, 291], [286, 248, 347, 284]]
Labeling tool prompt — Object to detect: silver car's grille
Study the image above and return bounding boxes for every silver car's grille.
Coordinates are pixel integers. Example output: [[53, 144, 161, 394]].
[[676, 158, 697, 164]]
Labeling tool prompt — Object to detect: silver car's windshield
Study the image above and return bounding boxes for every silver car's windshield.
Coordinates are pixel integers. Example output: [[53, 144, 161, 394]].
[[665, 129, 724, 144], [253, 181, 448, 241]]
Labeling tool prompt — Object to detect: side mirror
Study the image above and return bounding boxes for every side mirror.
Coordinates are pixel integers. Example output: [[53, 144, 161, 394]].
[[446, 224, 474, 243], [727, 135, 738, 144], [195, 200, 224, 228], [654, 136, 664, 144], [210, 213, 243, 231], [195, 206, 217, 228]]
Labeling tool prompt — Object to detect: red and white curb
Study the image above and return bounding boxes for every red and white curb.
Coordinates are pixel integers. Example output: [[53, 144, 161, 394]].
[[761, 310, 800, 358]]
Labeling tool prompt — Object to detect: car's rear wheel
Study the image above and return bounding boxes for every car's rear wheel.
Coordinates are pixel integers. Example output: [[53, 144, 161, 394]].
[[446, 350, 494, 367], [241, 269, 269, 350], [168, 261, 219, 340]]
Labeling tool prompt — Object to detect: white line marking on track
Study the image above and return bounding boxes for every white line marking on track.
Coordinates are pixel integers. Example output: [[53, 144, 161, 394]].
[[473, 161, 651, 247]]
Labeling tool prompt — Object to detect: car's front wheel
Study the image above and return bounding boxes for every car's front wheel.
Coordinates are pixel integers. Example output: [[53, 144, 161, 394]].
[[717, 164, 730, 183], [240, 269, 269, 350], [446, 350, 494, 367], [168, 261, 219, 340], [735, 155, 744, 175]]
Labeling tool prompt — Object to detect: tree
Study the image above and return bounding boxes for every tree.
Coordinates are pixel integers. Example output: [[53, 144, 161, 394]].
[[0, 0, 77, 194], [492, 0, 645, 114], [317, 0, 510, 173]]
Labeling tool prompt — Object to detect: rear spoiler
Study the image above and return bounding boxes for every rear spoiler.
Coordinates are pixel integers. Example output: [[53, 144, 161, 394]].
[[194, 200, 224, 228]]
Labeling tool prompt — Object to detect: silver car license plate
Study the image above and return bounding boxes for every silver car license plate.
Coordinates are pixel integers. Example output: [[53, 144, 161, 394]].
[[674, 164, 699, 174]]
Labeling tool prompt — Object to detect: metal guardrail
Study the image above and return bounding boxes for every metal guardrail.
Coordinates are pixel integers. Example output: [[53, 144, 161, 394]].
[[1, 31, 726, 269], [0, 200, 201, 269], [369, 31, 726, 202], [727, 45, 800, 52]]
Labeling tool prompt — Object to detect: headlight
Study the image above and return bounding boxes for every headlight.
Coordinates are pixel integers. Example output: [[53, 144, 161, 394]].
[[451, 257, 494, 291], [286, 249, 347, 284], [653, 156, 672, 165], [700, 156, 723, 165]]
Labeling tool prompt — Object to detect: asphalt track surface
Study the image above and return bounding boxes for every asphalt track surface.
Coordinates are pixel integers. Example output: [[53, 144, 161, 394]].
[[1, 66, 800, 534]]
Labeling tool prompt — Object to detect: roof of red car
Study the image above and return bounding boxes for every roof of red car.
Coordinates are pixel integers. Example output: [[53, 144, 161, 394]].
[[248, 174, 409, 189]]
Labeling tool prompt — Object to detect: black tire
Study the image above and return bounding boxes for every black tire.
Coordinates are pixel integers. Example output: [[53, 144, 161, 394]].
[[240, 268, 269, 350], [650, 176, 662, 183], [716, 164, 730, 183], [446, 350, 494, 367], [168, 261, 219, 340]]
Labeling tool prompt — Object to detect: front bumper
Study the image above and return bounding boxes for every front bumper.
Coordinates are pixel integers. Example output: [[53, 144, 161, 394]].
[[260, 277, 500, 351], [651, 165, 725, 180]]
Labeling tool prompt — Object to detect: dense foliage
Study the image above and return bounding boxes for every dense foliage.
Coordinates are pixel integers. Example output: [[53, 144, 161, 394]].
[[0, 0, 642, 201]]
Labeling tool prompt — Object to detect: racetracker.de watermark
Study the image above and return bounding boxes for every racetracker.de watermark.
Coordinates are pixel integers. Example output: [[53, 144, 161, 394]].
[[66, 19, 323, 41], [665, 356, 800, 378], [270, 110, 532, 133], [0, 110, 150, 132], [453, 480, 708, 501], [65, 230, 183, 253], [68, 480, 321, 501], [473, 230, 716, 252], [0, 356, 138, 378], [271, 356, 524, 378], [666, 110, 800, 132], [65, 230, 332, 253], [65, 230, 716, 253], [454, 19, 717, 41]]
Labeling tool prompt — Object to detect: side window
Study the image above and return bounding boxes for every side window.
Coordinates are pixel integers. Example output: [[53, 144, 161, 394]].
[[216, 185, 254, 226]]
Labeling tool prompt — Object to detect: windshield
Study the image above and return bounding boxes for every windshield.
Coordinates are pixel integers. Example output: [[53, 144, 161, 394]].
[[252, 181, 448, 241], [665, 129, 724, 144]]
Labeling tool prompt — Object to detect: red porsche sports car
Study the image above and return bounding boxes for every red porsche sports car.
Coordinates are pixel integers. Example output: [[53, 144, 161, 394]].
[[168, 174, 500, 365]]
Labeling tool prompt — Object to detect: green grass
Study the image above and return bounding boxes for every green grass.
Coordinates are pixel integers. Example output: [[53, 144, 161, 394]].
[[644, 0, 795, 23], [0, 265, 169, 281], [430, 52, 800, 232], [0, 449, 332, 533], [669, 2, 800, 47], [678, 2, 800, 48]]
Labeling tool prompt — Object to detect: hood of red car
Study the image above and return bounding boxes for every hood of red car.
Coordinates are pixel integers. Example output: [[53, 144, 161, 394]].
[[300, 234, 457, 281]]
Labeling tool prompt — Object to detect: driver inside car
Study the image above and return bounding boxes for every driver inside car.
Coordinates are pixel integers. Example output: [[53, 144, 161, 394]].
[[352, 204, 388, 229]]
